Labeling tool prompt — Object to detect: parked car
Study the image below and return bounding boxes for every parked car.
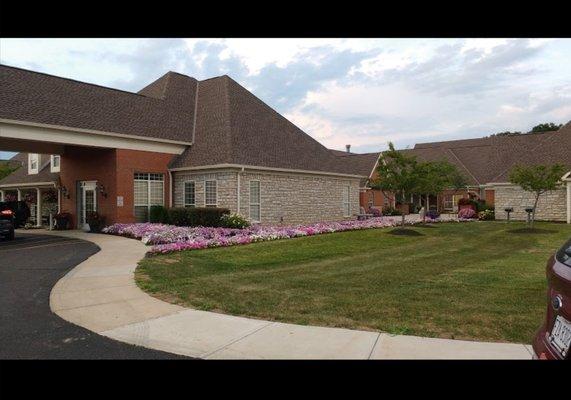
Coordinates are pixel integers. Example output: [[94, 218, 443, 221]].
[[0, 201, 30, 228], [0, 205, 15, 241], [532, 238, 571, 360]]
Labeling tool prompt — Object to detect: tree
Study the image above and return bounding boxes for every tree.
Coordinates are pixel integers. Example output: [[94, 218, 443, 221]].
[[491, 131, 522, 137], [531, 123, 562, 133], [509, 164, 567, 228], [415, 160, 466, 218], [371, 142, 420, 228], [0, 162, 17, 180]]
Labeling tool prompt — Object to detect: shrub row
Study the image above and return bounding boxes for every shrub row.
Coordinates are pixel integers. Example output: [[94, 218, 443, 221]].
[[149, 206, 231, 227]]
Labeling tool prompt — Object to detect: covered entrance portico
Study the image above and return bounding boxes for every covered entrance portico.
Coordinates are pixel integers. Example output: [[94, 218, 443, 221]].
[[1, 119, 185, 229]]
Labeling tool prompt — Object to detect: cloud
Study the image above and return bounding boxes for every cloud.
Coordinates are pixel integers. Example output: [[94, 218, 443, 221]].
[[0, 38, 570, 158]]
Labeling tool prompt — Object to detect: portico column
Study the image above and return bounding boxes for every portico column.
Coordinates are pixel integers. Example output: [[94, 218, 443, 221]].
[[36, 188, 42, 227], [57, 188, 61, 214], [17, 189, 21, 201], [567, 181, 570, 224], [0, 190, 4, 201]]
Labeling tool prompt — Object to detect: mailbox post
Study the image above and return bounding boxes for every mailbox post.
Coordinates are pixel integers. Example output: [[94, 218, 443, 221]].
[[504, 207, 513, 222]]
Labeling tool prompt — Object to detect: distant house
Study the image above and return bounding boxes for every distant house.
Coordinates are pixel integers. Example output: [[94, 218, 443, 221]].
[[361, 124, 571, 223], [0, 65, 371, 228]]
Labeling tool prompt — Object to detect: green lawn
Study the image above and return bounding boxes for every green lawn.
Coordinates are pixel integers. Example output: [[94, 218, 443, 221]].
[[136, 221, 571, 344]]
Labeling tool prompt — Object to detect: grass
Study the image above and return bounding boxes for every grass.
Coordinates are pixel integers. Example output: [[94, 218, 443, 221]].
[[136, 221, 571, 344]]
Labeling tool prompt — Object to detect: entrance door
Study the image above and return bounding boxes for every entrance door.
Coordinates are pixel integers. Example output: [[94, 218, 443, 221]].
[[79, 181, 97, 230]]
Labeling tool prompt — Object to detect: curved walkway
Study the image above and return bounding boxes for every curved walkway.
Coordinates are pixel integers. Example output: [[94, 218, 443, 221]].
[[1, 232, 186, 359], [46, 230, 532, 359]]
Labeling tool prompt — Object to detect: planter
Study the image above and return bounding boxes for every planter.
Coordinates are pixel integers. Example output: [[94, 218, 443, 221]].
[[88, 222, 103, 233], [54, 214, 71, 230]]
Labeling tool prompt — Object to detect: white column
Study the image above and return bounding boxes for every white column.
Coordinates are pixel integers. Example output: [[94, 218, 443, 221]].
[[567, 181, 570, 224], [17, 189, 22, 201], [36, 188, 42, 227], [0, 190, 4, 201]]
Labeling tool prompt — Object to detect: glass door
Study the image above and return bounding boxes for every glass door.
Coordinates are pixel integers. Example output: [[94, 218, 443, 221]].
[[79, 181, 97, 230]]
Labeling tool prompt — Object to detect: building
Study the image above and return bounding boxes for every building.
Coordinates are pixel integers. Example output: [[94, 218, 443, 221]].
[[361, 124, 571, 222], [0, 64, 372, 228]]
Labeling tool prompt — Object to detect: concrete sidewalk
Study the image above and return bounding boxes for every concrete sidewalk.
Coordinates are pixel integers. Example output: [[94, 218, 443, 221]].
[[43, 229, 532, 359]]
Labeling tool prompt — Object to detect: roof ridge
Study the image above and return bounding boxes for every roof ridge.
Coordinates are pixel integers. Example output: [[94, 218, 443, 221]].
[[0, 63, 155, 99], [446, 147, 480, 185]]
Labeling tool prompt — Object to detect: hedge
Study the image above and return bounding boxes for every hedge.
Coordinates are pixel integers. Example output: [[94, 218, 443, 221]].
[[150, 205, 170, 224], [167, 207, 230, 227]]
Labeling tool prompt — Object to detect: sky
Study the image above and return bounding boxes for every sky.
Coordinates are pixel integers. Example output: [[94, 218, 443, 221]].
[[1, 38, 570, 160]]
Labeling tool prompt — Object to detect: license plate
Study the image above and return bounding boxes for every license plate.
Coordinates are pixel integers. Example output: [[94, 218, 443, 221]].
[[550, 315, 571, 357]]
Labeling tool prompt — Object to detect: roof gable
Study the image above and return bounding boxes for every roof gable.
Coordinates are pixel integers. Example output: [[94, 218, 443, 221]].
[[405, 124, 571, 185], [0, 64, 198, 143]]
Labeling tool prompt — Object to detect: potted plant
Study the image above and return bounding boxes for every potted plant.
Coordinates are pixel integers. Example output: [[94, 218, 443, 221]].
[[54, 212, 72, 230], [86, 211, 105, 233]]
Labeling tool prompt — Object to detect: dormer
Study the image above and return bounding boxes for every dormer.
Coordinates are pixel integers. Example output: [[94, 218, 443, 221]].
[[28, 153, 39, 174], [50, 155, 61, 173]]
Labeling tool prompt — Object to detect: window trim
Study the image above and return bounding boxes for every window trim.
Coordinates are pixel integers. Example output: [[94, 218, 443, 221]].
[[183, 180, 196, 208], [28, 153, 39, 175], [133, 173, 165, 222], [204, 179, 218, 207], [343, 185, 351, 217], [249, 180, 261, 223], [50, 155, 61, 173]]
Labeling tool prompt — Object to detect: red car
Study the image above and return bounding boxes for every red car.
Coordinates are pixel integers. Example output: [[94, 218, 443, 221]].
[[533, 237, 571, 360]]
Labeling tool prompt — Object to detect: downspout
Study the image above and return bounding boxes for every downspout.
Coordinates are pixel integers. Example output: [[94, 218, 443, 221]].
[[237, 166, 245, 215], [168, 170, 173, 208], [567, 180, 570, 224]]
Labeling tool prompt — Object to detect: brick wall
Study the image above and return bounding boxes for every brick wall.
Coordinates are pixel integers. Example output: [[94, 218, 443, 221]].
[[59, 146, 173, 227], [59, 147, 117, 227], [494, 185, 567, 222], [173, 168, 361, 225], [114, 149, 173, 224]]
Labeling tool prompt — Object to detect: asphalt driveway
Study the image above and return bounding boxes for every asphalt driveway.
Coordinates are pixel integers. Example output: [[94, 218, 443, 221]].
[[0, 233, 187, 359]]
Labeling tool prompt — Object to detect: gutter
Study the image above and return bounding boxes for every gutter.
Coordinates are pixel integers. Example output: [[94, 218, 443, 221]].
[[0, 181, 57, 188], [169, 163, 367, 179], [0, 118, 194, 147]]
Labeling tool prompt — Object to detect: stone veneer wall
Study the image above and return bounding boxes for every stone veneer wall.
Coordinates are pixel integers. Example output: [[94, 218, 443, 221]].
[[172, 168, 361, 225], [494, 185, 567, 222]]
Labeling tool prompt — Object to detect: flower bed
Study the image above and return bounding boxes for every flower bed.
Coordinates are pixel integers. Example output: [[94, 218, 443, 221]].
[[103, 217, 466, 255]]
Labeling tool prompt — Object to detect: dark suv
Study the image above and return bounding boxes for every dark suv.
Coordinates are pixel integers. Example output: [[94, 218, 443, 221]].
[[0, 204, 15, 241], [533, 238, 571, 359], [0, 201, 30, 228]]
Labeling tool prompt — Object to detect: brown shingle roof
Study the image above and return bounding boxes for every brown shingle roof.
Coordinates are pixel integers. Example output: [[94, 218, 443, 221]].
[[0, 65, 197, 143], [1, 65, 373, 178], [0, 153, 59, 186], [169, 76, 373, 176], [406, 123, 571, 185]]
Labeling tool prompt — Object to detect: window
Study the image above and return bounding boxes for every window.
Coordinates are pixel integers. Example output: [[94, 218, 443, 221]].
[[205, 180, 217, 207], [133, 173, 164, 222], [342, 186, 351, 217], [249, 181, 260, 222], [50, 155, 61, 173], [184, 181, 196, 207], [443, 195, 453, 210], [28, 154, 39, 174]]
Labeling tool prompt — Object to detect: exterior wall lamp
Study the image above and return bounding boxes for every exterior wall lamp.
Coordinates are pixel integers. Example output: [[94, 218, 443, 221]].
[[59, 185, 70, 199], [96, 182, 108, 198]]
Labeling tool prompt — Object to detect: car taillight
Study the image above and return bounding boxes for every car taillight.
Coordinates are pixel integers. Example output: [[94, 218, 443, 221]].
[[1, 210, 13, 216]]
